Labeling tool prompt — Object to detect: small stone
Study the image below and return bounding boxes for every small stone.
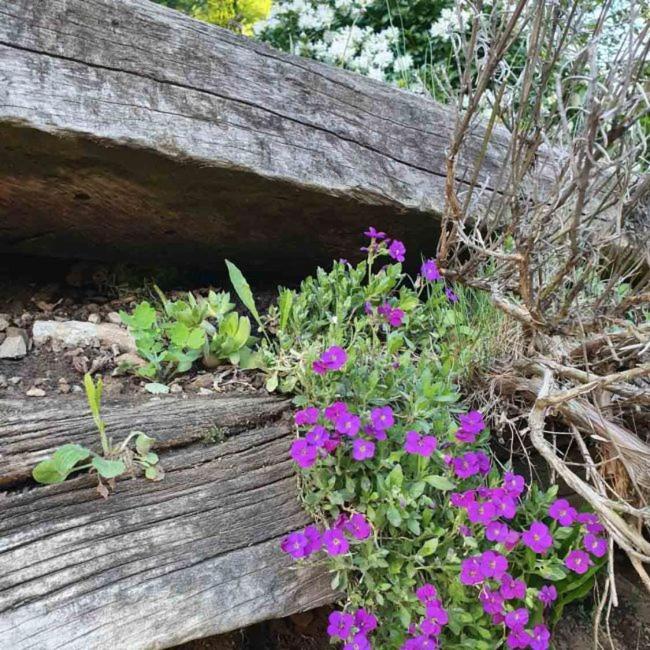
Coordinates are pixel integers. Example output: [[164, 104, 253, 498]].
[[106, 312, 122, 325], [0, 328, 28, 359], [32, 320, 136, 353], [9, 376, 22, 385], [198, 387, 213, 396], [88, 313, 101, 324], [170, 383, 183, 393], [0, 314, 9, 331], [33, 377, 49, 387], [26, 387, 46, 397], [191, 373, 215, 389], [71, 384, 83, 393], [115, 352, 146, 368]]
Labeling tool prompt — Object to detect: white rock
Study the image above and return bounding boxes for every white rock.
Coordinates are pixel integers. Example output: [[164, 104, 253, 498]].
[[87, 313, 101, 324], [0, 314, 10, 331], [32, 320, 136, 353], [106, 312, 123, 325], [0, 329, 28, 359], [26, 387, 46, 397], [115, 352, 146, 368]]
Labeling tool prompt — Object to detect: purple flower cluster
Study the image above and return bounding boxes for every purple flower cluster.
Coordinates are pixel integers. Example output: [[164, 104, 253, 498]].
[[455, 410, 486, 443], [291, 400, 400, 469], [362, 225, 405, 263], [328, 608, 378, 650], [377, 302, 406, 327], [400, 584, 448, 649], [313, 345, 348, 375], [281, 513, 372, 560]]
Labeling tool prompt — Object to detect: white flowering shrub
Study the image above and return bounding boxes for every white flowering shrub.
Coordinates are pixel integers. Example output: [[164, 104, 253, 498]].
[[254, 0, 458, 92]]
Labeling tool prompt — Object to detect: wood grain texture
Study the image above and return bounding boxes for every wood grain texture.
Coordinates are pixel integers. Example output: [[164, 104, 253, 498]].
[[0, 0, 519, 275], [0, 394, 335, 649]]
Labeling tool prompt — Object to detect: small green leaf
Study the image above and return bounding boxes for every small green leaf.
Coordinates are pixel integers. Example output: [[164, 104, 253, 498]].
[[265, 372, 279, 392], [145, 465, 164, 481], [419, 538, 439, 557], [33, 460, 67, 484], [387, 464, 404, 489], [387, 506, 402, 527], [135, 433, 155, 455], [225, 260, 262, 328], [425, 475, 456, 491], [92, 457, 126, 479]]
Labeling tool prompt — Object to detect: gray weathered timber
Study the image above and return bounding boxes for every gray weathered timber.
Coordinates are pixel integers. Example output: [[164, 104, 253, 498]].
[[0, 0, 515, 276], [0, 394, 335, 649]]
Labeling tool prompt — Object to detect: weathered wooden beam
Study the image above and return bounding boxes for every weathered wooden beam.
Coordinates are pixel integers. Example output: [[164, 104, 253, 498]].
[[0, 394, 335, 649], [0, 0, 513, 276]]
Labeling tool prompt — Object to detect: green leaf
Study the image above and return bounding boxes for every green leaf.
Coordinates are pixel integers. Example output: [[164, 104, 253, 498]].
[[425, 475, 456, 491], [144, 382, 170, 394], [387, 464, 404, 489], [33, 444, 91, 484], [278, 288, 294, 331], [125, 301, 157, 330], [168, 321, 190, 347], [145, 465, 164, 481], [387, 506, 402, 527], [92, 457, 126, 479], [225, 260, 262, 328], [265, 372, 279, 392], [135, 433, 155, 455], [83, 373, 103, 421], [419, 538, 439, 557]]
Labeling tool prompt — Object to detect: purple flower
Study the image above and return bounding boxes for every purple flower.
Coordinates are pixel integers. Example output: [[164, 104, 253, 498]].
[[355, 608, 378, 633], [507, 628, 532, 649], [458, 411, 485, 435], [504, 530, 521, 551], [450, 490, 476, 508], [500, 573, 526, 600], [480, 588, 504, 615], [565, 549, 593, 574], [305, 425, 330, 448], [327, 610, 354, 639], [370, 406, 394, 431], [344, 633, 371, 650], [325, 401, 349, 421], [530, 624, 550, 650], [404, 431, 438, 457], [460, 556, 483, 585], [323, 433, 342, 454], [420, 619, 442, 637], [522, 521, 553, 554], [364, 424, 386, 441], [577, 512, 604, 534], [486, 521, 510, 543], [321, 346, 348, 371], [549, 498, 578, 526], [280, 531, 309, 559], [388, 239, 406, 262], [416, 583, 438, 605], [480, 550, 508, 581], [467, 501, 497, 525], [322, 528, 350, 556], [387, 307, 405, 327], [504, 607, 529, 630], [364, 226, 386, 240], [352, 438, 376, 461], [503, 472, 526, 497], [303, 524, 322, 554], [445, 287, 459, 303], [459, 524, 472, 537], [295, 406, 319, 426], [493, 495, 517, 520], [290, 439, 318, 469], [421, 259, 442, 282], [336, 412, 361, 437], [583, 533, 607, 558], [452, 452, 480, 479], [538, 584, 557, 607], [474, 451, 491, 474], [345, 513, 372, 540]]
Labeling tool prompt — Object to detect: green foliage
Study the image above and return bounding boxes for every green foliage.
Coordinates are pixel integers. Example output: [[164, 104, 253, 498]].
[[32, 375, 162, 493], [120, 282, 259, 382]]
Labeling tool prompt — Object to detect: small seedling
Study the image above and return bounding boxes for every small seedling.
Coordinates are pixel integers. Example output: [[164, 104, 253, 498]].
[[32, 374, 163, 496]]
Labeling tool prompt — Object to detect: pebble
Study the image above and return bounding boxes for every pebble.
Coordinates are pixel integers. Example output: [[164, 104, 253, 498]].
[[0, 314, 9, 331], [0, 328, 28, 359], [198, 387, 213, 396], [106, 312, 122, 325], [26, 387, 46, 397], [9, 376, 22, 385], [58, 378, 71, 394], [191, 373, 215, 389], [71, 384, 83, 393], [170, 383, 183, 393], [87, 313, 101, 324]]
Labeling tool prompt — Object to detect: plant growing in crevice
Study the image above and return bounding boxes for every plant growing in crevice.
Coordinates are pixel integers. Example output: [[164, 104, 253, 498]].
[[32, 374, 163, 496], [119, 263, 263, 383]]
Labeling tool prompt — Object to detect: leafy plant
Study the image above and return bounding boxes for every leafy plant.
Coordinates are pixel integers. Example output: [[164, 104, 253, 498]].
[[120, 280, 260, 382], [267, 229, 605, 649], [32, 374, 163, 495]]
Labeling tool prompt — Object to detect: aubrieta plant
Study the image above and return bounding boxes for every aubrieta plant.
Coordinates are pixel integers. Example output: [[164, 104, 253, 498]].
[[271, 229, 606, 649]]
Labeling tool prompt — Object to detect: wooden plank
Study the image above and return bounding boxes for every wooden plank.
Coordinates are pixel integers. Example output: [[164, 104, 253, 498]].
[[0, 0, 521, 275], [0, 394, 335, 649]]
